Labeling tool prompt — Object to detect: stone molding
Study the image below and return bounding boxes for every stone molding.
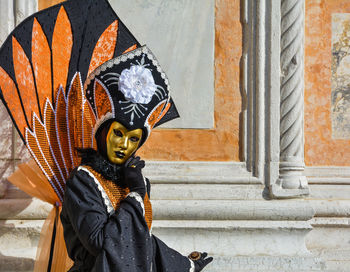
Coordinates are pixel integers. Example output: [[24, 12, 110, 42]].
[[152, 220, 313, 257], [152, 199, 315, 221], [305, 166, 350, 184], [244, 0, 310, 198], [144, 161, 260, 184]]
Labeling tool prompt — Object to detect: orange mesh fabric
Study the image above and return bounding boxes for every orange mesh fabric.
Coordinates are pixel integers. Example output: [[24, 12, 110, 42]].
[[68, 74, 84, 168], [12, 36, 39, 127], [144, 193, 153, 230], [83, 101, 96, 149], [155, 102, 171, 126], [94, 80, 113, 119], [88, 20, 119, 76], [84, 166, 153, 230], [123, 44, 137, 54], [148, 102, 166, 129], [32, 18, 52, 115], [45, 101, 69, 180], [52, 6, 73, 97], [33, 115, 65, 197], [0, 67, 27, 137], [26, 130, 62, 199]]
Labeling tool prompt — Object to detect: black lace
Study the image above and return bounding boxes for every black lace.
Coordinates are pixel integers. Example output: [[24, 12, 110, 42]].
[[77, 148, 126, 187]]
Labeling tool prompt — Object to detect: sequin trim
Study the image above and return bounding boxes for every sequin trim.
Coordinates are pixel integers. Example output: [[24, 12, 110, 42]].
[[78, 166, 114, 215], [127, 192, 145, 216], [25, 127, 63, 202], [54, 86, 70, 178], [26, 114, 64, 202]]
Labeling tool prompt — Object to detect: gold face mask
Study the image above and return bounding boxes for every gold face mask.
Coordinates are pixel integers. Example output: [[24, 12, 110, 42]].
[[106, 122, 143, 165]]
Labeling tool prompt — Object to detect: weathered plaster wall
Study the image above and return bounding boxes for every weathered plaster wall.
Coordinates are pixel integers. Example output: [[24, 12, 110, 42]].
[[331, 13, 350, 139], [140, 0, 242, 161], [109, 0, 215, 130], [38, 0, 242, 162], [305, 0, 350, 166]]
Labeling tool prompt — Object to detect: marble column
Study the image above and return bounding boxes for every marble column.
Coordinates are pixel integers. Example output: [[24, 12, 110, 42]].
[[277, 0, 309, 195]]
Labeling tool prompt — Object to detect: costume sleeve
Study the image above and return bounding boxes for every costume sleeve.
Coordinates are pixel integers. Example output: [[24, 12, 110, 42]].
[[62, 169, 153, 271], [152, 235, 193, 271]]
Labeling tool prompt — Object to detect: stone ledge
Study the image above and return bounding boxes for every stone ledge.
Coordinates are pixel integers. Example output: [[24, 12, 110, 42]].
[[0, 198, 51, 220], [144, 161, 261, 184], [153, 220, 312, 230], [305, 166, 350, 185], [152, 220, 312, 256], [309, 184, 350, 200], [151, 184, 265, 200], [152, 199, 315, 220], [309, 249, 350, 272], [201, 256, 325, 272], [0, 220, 43, 251], [0, 253, 34, 272], [310, 217, 350, 228], [309, 200, 350, 217]]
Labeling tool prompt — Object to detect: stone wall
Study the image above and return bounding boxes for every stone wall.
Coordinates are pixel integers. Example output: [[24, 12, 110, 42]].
[[305, 0, 350, 166], [0, 0, 350, 271], [41, 0, 243, 162]]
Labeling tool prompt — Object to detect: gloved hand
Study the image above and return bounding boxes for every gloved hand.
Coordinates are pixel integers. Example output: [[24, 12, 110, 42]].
[[123, 156, 146, 199], [188, 252, 213, 272]]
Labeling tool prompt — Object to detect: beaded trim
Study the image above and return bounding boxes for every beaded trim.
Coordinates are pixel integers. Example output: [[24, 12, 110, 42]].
[[84, 45, 170, 92], [93, 112, 114, 137], [78, 166, 114, 215], [127, 192, 145, 216], [144, 99, 168, 133]]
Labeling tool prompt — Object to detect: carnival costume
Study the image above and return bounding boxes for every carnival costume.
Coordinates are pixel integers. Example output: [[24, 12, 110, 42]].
[[0, 0, 213, 271]]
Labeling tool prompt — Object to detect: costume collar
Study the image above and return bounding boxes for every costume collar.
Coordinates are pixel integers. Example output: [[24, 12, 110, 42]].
[[78, 149, 126, 186]]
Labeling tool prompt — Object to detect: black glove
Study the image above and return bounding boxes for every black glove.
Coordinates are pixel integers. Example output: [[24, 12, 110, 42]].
[[189, 252, 213, 272], [123, 156, 146, 199]]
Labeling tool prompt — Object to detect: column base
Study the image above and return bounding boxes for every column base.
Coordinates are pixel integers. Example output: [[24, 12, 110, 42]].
[[273, 161, 309, 198], [270, 183, 309, 199]]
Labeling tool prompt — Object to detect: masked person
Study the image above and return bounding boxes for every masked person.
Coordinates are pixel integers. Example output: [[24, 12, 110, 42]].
[[60, 118, 213, 271], [0, 0, 213, 271]]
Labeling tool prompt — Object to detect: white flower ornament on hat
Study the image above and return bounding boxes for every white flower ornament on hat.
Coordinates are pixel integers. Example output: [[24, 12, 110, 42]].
[[118, 65, 157, 104]]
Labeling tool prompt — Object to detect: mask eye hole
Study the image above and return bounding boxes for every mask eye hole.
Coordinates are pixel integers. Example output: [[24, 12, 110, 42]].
[[114, 129, 123, 137], [130, 136, 140, 143]]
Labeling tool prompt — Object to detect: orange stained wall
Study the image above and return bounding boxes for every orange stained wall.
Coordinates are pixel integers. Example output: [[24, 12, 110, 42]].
[[39, 0, 242, 162], [305, 0, 350, 166]]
